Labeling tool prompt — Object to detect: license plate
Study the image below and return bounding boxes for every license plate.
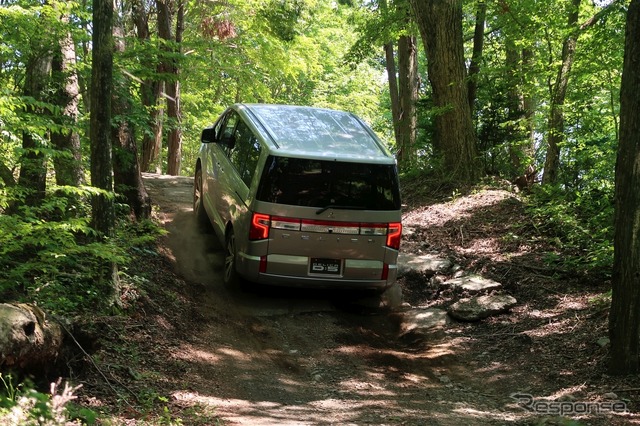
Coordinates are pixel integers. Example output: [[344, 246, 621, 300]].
[[310, 258, 341, 275]]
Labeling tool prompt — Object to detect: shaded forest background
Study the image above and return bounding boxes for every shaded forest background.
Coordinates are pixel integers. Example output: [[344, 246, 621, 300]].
[[0, 0, 638, 408]]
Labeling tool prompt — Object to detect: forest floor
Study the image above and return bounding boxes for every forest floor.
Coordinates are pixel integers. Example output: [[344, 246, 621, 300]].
[[72, 173, 640, 425]]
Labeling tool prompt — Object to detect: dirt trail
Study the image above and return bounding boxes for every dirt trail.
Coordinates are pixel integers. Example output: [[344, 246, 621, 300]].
[[139, 173, 635, 426]]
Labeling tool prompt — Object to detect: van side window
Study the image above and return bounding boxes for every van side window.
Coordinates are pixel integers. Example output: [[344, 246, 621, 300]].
[[219, 112, 239, 154], [230, 119, 262, 187]]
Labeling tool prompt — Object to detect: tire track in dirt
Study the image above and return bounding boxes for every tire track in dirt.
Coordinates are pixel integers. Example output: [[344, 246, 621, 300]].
[[142, 173, 528, 425]]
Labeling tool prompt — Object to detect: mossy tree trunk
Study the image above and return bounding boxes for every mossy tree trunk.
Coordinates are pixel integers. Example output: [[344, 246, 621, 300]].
[[410, 0, 481, 182], [609, 0, 640, 375], [90, 0, 115, 237]]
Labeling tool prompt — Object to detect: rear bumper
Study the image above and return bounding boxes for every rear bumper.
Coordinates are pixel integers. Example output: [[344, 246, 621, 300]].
[[236, 251, 397, 290]]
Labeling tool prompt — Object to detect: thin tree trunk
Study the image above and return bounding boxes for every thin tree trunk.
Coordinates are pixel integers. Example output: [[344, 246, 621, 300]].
[[141, 82, 164, 174], [542, 0, 621, 184], [133, 0, 164, 174], [90, 0, 115, 237], [168, 0, 184, 176], [609, 0, 640, 375], [112, 6, 152, 220], [522, 48, 536, 158], [397, 34, 418, 170], [51, 15, 84, 188], [541, 0, 579, 185], [18, 54, 52, 207], [157, 0, 183, 176], [505, 42, 537, 189], [384, 42, 401, 148], [468, 0, 486, 112], [506, 39, 521, 172], [0, 162, 15, 188], [410, 0, 480, 182], [80, 0, 92, 114]]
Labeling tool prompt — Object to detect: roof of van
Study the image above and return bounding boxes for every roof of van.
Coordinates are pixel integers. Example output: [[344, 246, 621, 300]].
[[235, 103, 395, 163]]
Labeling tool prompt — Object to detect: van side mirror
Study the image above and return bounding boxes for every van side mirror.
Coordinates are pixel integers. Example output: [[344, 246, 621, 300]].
[[201, 127, 216, 143]]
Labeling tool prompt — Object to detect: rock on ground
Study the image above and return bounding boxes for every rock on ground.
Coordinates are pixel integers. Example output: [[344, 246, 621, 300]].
[[0, 303, 64, 371], [440, 274, 502, 294], [448, 294, 517, 322], [397, 253, 452, 276], [397, 308, 450, 339]]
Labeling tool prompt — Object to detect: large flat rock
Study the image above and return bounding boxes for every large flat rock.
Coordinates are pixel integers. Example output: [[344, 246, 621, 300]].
[[397, 253, 452, 276], [398, 308, 450, 339], [440, 274, 502, 294], [448, 294, 517, 322]]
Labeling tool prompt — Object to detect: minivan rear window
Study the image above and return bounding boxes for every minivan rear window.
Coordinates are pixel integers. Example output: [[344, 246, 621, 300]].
[[256, 156, 401, 211]]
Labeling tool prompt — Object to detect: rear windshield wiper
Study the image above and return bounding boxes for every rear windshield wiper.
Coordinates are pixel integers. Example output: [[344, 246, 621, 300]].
[[315, 204, 366, 215]]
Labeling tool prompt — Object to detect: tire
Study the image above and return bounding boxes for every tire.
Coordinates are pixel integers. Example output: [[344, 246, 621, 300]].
[[223, 229, 240, 288], [193, 168, 210, 230]]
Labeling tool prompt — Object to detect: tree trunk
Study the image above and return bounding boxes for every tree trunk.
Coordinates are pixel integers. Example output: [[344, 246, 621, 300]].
[[0, 162, 15, 188], [140, 82, 165, 174], [522, 47, 536, 162], [112, 6, 152, 220], [51, 15, 84, 188], [504, 37, 536, 188], [18, 54, 52, 207], [384, 42, 401, 149], [609, 0, 640, 375], [468, 0, 486, 112], [397, 34, 418, 171], [540, 0, 622, 185], [542, 0, 580, 185], [133, 0, 164, 174], [157, 0, 184, 176], [410, 0, 480, 182], [90, 0, 115, 237], [0, 304, 64, 373]]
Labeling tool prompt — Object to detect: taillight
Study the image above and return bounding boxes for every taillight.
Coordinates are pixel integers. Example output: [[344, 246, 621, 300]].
[[381, 263, 389, 280], [386, 222, 402, 250], [250, 213, 271, 240]]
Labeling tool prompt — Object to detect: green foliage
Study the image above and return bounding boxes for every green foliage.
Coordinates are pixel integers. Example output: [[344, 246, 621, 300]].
[[259, 0, 306, 42], [178, 0, 390, 174], [525, 183, 614, 272], [0, 184, 165, 316], [0, 375, 95, 425]]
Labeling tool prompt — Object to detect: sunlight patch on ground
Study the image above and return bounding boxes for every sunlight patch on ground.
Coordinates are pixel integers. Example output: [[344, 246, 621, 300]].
[[546, 383, 588, 400], [401, 372, 431, 385], [452, 406, 524, 422], [336, 378, 393, 396], [172, 344, 221, 364], [403, 189, 517, 227], [527, 308, 561, 319], [458, 236, 501, 255], [554, 293, 598, 311], [526, 317, 576, 338], [171, 391, 427, 425], [172, 344, 261, 366], [216, 346, 254, 361], [472, 361, 514, 386], [421, 340, 462, 360]]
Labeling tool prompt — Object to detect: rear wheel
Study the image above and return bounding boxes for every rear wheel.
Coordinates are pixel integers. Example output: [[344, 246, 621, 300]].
[[223, 229, 240, 287], [193, 168, 209, 229]]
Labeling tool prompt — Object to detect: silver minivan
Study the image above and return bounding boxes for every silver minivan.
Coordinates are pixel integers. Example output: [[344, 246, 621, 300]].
[[193, 104, 402, 291]]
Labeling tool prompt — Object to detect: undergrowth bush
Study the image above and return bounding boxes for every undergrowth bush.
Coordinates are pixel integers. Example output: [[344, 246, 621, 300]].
[[524, 183, 614, 274], [0, 185, 165, 316], [0, 374, 96, 425]]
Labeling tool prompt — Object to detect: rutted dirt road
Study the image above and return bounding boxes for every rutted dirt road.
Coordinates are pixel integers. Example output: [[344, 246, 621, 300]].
[[133, 173, 636, 425]]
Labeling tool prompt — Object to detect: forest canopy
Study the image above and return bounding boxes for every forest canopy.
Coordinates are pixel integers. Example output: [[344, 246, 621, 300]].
[[0, 0, 635, 372]]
